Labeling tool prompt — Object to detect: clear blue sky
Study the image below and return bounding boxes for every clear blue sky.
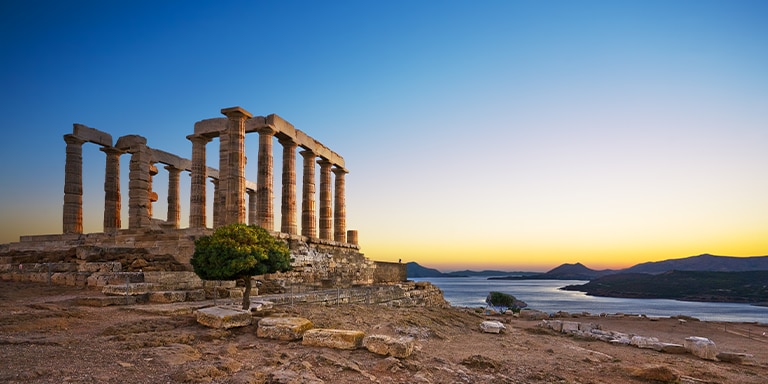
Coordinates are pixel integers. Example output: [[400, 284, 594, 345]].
[[1, 1, 767, 271]]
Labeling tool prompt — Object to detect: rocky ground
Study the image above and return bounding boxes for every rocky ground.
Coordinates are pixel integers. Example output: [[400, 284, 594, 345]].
[[1, 281, 767, 384]]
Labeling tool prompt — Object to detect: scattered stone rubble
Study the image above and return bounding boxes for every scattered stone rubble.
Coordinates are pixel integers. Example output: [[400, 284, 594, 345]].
[[538, 318, 756, 365], [194, 308, 418, 358]]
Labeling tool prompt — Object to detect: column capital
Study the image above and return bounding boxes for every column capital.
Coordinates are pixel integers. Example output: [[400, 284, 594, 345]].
[[63, 134, 86, 146], [332, 166, 348, 175], [220, 106, 253, 119], [317, 158, 332, 166], [300, 149, 316, 159], [164, 164, 182, 172], [278, 136, 297, 147], [256, 125, 276, 136], [186, 134, 213, 144], [99, 146, 125, 156]]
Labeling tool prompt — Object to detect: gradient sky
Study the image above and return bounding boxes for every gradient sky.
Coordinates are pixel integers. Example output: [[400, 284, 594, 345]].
[[1, 1, 766, 272]]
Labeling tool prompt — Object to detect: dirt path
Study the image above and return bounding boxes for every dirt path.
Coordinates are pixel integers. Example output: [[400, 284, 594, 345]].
[[1, 281, 766, 383]]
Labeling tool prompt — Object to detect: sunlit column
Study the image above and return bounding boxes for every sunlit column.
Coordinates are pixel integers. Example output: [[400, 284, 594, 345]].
[[279, 137, 298, 235], [247, 189, 257, 225], [332, 166, 348, 243], [63, 134, 86, 234], [187, 134, 211, 228], [101, 146, 124, 232], [127, 143, 152, 229], [220, 107, 252, 225], [147, 164, 158, 218], [165, 165, 181, 228], [300, 150, 317, 238], [317, 159, 333, 240], [211, 178, 220, 227], [256, 126, 276, 230]]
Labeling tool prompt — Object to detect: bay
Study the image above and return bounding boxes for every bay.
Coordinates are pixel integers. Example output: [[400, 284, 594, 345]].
[[415, 276, 768, 324]]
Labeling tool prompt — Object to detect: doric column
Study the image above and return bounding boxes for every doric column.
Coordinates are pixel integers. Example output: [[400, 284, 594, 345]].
[[300, 150, 317, 238], [279, 137, 298, 235], [127, 144, 152, 229], [247, 189, 257, 225], [211, 178, 220, 227], [220, 106, 252, 225], [187, 135, 211, 228], [63, 134, 86, 234], [317, 159, 333, 240], [165, 165, 181, 228], [100, 146, 124, 232], [147, 164, 158, 218], [332, 166, 348, 243], [256, 126, 276, 230], [347, 230, 358, 245]]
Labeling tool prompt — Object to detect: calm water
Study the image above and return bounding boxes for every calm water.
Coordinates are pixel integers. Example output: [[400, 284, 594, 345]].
[[415, 276, 768, 324]]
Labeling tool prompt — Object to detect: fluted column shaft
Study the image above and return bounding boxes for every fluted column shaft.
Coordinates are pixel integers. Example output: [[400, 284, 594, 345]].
[[256, 126, 276, 230], [101, 146, 124, 232], [332, 167, 347, 242], [188, 135, 211, 228], [280, 138, 298, 235], [300, 150, 317, 238], [63, 134, 86, 234], [165, 165, 181, 228], [318, 159, 333, 240], [220, 107, 252, 225], [127, 145, 152, 229], [211, 179, 220, 227], [247, 189, 257, 225]]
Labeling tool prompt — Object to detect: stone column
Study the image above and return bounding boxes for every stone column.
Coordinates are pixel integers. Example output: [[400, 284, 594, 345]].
[[300, 150, 317, 238], [279, 138, 298, 235], [333, 166, 348, 243], [317, 159, 333, 240], [127, 144, 151, 229], [187, 135, 211, 228], [100, 146, 124, 232], [63, 134, 86, 234], [347, 230, 358, 245], [247, 189, 257, 225], [211, 179, 220, 227], [256, 126, 276, 230], [148, 164, 159, 218], [220, 107, 252, 225], [165, 165, 181, 228]]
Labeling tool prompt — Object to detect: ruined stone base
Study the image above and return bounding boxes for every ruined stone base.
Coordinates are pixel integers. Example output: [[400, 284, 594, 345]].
[[362, 334, 415, 358], [257, 317, 313, 341], [302, 329, 365, 350], [195, 306, 252, 329]]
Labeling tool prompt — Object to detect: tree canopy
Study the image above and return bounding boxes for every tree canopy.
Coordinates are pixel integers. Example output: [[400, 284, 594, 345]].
[[191, 224, 292, 309], [485, 291, 527, 313]]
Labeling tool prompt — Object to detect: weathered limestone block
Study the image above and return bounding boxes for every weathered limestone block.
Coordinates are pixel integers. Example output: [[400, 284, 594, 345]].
[[518, 309, 550, 320], [79, 262, 122, 273], [658, 343, 688, 354], [631, 336, 662, 351], [149, 291, 187, 303], [186, 289, 206, 301], [684, 337, 717, 360], [302, 328, 365, 350], [717, 352, 756, 365], [102, 282, 154, 296], [195, 306, 252, 329], [578, 322, 599, 332], [540, 319, 563, 332], [480, 320, 506, 334], [257, 317, 313, 341], [561, 321, 580, 333], [363, 334, 415, 358]]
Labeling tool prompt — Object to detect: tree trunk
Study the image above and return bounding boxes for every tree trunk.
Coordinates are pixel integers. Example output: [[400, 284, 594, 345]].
[[242, 276, 252, 310]]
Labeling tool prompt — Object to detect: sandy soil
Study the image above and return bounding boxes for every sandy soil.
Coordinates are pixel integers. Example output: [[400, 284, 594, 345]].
[[1, 281, 766, 384]]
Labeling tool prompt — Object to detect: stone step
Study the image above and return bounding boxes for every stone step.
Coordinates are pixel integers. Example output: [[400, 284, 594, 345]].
[[148, 289, 206, 303]]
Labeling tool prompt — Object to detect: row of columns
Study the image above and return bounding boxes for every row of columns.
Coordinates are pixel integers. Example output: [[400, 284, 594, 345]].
[[187, 107, 349, 243], [63, 108, 351, 244]]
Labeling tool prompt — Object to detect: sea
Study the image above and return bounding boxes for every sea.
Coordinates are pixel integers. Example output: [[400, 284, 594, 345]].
[[414, 276, 768, 324]]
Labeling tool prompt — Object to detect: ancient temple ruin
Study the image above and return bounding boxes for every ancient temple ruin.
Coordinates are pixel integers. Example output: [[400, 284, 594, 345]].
[[1, 106, 407, 300]]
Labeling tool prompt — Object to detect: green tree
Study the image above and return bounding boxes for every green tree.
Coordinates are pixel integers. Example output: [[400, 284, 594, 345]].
[[191, 224, 292, 310], [485, 291, 527, 313]]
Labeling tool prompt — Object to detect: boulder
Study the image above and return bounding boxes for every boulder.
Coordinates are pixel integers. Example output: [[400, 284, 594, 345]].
[[363, 334, 415, 358], [302, 328, 365, 350], [257, 317, 313, 341], [717, 352, 756, 365], [480, 320, 506, 334], [684, 337, 717, 360], [195, 306, 252, 329], [561, 321, 580, 333], [658, 343, 688, 354], [630, 336, 662, 351]]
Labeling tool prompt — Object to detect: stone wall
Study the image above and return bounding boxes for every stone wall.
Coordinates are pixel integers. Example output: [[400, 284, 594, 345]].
[[373, 261, 407, 284]]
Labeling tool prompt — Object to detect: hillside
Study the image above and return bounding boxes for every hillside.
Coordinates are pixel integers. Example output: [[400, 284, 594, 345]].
[[624, 254, 768, 274], [561, 270, 768, 304]]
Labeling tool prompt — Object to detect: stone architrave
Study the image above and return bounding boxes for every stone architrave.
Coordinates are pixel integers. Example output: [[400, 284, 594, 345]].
[[279, 137, 298, 235], [332, 166, 347, 243], [100, 146, 123, 232], [300, 150, 317, 238], [317, 159, 333, 240], [220, 107, 252, 225], [165, 165, 181, 228], [63, 134, 86, 234], [187, 134, 211, 228], [256, 125, 276, 230]]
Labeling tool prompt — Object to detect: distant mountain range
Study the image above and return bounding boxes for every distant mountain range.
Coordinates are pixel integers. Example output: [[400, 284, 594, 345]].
[[408, 254, 768, 280]]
